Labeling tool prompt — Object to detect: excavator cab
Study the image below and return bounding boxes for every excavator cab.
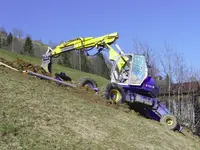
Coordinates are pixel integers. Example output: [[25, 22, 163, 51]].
[[110, 53, 159, 97], [129, 54, 148, 86], [110, 54, 148, 86]]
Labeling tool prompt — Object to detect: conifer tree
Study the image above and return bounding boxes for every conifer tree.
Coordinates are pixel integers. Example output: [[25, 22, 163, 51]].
[[0, 38, 2, 48], [23, 36, 34, 56], [7, 32, 13, 45]]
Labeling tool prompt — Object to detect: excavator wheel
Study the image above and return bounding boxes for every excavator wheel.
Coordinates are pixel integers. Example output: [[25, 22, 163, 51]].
[[160, 114, 178, 130], [77, 77, 98, 92], [104, 82, 125, 104]]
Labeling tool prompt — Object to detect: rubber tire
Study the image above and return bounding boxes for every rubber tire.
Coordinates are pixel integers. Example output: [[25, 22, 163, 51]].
[[160, 114, 178, 130], [77, 77, 98, 91], [104, 82, 125, 104]]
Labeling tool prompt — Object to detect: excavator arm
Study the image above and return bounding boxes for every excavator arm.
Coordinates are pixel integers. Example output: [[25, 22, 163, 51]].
[[41, 32, 128, 73], [51, 32, 118, 55]]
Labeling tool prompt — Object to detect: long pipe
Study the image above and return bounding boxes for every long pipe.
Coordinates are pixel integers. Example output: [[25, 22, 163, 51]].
[[23, 70, 76, 88], [0, 62, 19, 71]]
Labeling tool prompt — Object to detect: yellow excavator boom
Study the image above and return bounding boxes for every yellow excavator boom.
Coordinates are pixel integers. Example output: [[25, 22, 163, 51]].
[[51, 32, 118, 56], [41, 32, 128, 73]]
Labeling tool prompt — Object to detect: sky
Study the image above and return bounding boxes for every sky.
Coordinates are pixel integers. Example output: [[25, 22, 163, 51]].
[[0, 0, 200, 70]]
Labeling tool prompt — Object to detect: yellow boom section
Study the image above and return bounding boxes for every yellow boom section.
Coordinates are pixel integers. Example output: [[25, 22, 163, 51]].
[[107, 44, 129, 71], [51, 32, 119, 56], [41, 32, 128, 73]]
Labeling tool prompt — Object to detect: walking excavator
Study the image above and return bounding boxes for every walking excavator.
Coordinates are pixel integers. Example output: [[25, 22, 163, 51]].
[[39, 32, 183, 132]]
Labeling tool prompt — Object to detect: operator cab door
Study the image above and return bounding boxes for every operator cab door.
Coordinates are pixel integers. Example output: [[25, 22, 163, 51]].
[[128, 54, 148, 86]]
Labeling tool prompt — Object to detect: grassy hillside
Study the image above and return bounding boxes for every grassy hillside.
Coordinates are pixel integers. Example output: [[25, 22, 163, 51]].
[[1, 63, 200, 150], [0, 49, 109, 86], [1, 50, 200, 149]]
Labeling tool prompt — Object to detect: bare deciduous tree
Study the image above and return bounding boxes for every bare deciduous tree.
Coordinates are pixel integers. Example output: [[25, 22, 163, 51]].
[[0, 26, 6, 32], [0, 26, 7, 37], [158, 43, 200, 134], [186, 68, 200, 134], [18, 29, 24, 39], [158, 43, 178, 112], [12, 28, 24, 39], [12, 28, 18, 38]]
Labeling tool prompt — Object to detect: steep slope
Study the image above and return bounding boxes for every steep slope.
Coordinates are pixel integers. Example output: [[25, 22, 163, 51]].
[[0, 65, 200, 149]]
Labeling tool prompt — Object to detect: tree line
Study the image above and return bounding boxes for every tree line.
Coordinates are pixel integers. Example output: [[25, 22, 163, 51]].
[[132, 39, 200, 135], [58, 50, 110, 78], [0, 27, 34, 56]]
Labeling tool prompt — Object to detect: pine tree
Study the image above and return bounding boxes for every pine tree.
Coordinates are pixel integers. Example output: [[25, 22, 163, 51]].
[[7, 32, 13, 45], [62, 52, 71, 67], [2, 38, 8, 47], [96, 53, 110, 79], [57, 59, 62, 65], [80, 51, 89, 72], [23, 36, 33, 56], [0, 37, 2, 48]]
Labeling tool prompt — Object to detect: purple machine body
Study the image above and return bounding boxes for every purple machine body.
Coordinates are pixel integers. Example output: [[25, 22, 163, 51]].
[[105, 54, 183, 131], [121, 76, 169, 119], [117, 75, 182, 131]]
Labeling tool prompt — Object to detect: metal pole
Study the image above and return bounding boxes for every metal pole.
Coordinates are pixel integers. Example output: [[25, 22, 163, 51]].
[[79, 51, 81, 71], [0, 62, 19, 71], [23, 70, 76, 88]]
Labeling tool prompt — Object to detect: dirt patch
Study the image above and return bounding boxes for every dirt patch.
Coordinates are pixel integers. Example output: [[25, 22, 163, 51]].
[[0, 57, 51, 76], [61, 84, 130, 112]]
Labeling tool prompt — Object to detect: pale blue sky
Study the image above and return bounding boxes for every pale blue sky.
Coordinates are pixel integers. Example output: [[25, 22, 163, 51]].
[[0, 0, 200, 70]]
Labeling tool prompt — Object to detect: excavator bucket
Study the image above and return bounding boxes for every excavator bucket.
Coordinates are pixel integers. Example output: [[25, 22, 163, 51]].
[[41, 54, 52, 73]]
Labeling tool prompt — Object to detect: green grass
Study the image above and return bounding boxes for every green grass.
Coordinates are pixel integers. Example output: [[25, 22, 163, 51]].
[[0, 49, 109, 86], [1, 50, 200, 149]]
